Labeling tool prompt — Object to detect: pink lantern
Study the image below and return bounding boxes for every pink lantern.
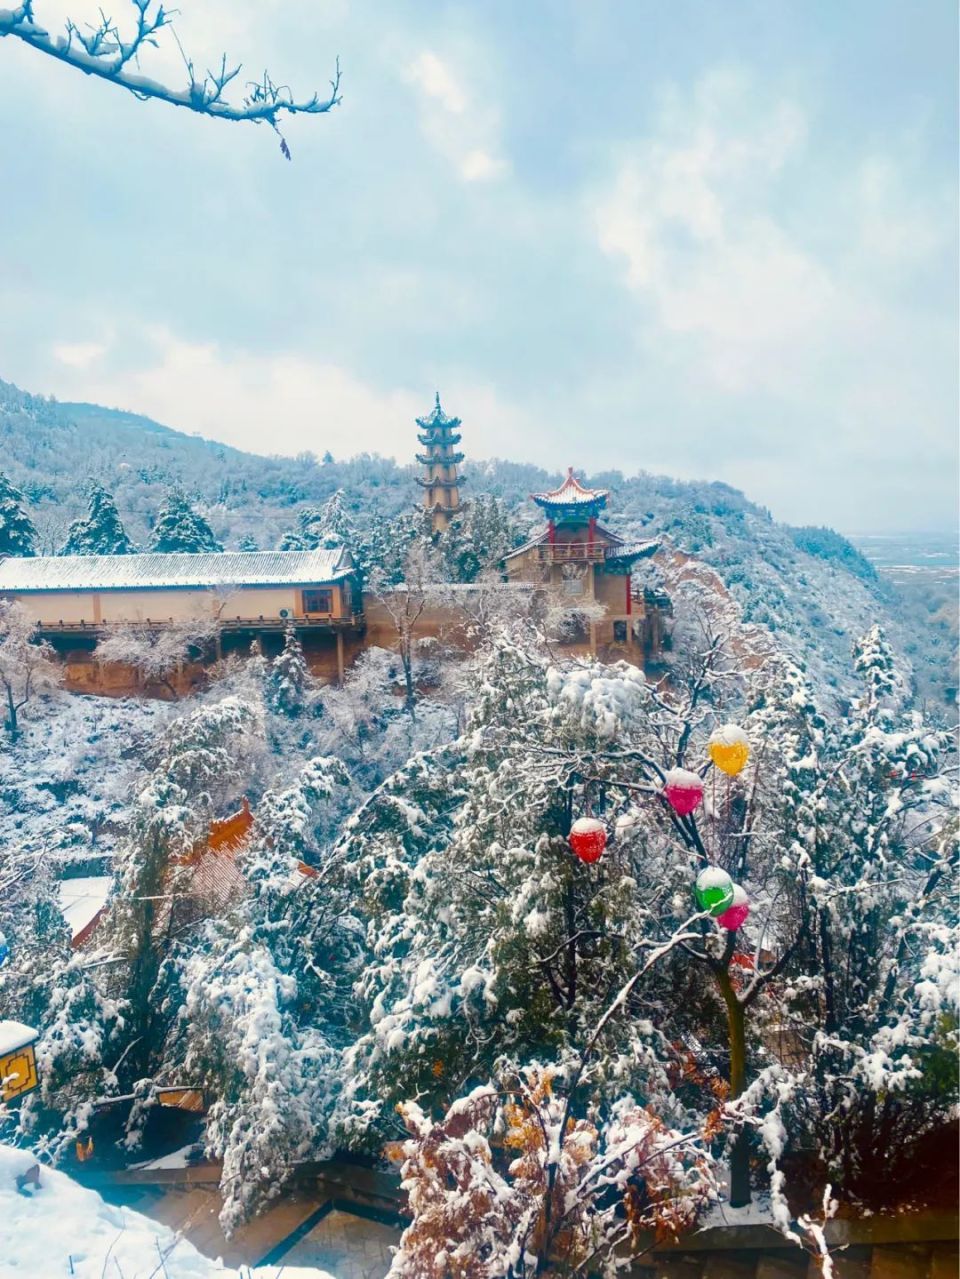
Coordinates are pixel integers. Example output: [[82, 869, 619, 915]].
[[717, 884, 750, 931], [569, 817, 607, 864], [662, 768, 704, 817]]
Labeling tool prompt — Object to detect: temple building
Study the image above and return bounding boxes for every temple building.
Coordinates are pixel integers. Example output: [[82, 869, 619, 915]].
[[416, 394, 464, 533], [0, 409, 671, 693], [504, 468, 661, 660], [0, 548, 364, 688]]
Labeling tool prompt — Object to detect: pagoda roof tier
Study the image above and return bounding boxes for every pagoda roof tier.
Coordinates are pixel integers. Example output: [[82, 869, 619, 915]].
[[417, 429, 462, 447], [531, 467, 609, 517], [416, 392, 462, 433], [415, 474, 467, 488], [416, 451, 465, 466], [426, 501, 464, 516]]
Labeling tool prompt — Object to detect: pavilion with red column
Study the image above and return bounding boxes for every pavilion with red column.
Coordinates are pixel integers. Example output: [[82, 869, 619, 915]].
[[503, 468, 660, 660]]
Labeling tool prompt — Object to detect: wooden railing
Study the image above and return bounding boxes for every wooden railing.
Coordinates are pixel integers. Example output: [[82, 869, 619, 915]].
[[534, 543, 605, 565]]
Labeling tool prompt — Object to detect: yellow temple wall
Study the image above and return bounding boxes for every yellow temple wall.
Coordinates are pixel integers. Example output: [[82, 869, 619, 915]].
[[8, 583, 348, 628]]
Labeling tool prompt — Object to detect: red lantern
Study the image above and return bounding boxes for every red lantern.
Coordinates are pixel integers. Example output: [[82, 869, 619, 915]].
[[717, 885, 750, 931], [662, 768, 704, 817], [569, 817, 607, 864]]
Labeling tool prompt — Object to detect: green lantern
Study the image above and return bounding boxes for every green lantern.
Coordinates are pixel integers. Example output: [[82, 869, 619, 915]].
[[695, 867, 734, 917]]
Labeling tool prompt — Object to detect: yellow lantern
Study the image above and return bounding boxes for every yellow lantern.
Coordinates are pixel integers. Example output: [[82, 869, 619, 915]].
[[0, 1020, 39, 1103], [707, 724, 750, 777]]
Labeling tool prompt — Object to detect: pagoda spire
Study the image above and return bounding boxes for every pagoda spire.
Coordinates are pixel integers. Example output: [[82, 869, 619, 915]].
[[415, 392, 465, 534]]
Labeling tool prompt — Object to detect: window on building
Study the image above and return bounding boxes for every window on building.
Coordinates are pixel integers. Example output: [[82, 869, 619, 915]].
[[613, 620, 628, 643], [302, 588, 333, 614]]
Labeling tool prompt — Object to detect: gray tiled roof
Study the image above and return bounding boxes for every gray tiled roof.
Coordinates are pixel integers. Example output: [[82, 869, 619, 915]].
[[0, 548, 354, 592]]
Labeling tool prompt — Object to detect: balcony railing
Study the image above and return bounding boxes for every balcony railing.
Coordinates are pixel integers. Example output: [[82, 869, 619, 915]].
[[534, 543, 606, 565]]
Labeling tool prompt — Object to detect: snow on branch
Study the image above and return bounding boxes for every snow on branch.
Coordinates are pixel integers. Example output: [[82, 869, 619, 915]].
[[0, 1, 341, 156]]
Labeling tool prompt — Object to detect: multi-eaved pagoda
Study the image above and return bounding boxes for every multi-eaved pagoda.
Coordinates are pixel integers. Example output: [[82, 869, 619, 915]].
[[504, 467, 662, 661], [416, 393, 464, 533]]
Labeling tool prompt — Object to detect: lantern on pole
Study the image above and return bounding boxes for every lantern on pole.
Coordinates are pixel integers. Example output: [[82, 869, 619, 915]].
[[716, 884, 750, 931], [707, 724, 750, 777], [662, 768, 704, 816], [568, 817, 607, 864], [695, 867, 734, 917]]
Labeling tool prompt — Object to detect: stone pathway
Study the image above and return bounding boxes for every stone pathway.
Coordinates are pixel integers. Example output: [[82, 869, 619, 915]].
[[116, 1184, 400, 1276], [280, 1208, 400, 1278]]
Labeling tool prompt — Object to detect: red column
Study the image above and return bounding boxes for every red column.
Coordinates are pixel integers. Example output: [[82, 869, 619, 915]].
[[626, 574, 632, 615]]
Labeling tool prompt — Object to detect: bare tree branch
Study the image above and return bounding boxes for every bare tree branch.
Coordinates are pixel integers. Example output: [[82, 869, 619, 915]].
[[0, 1, 341, 155]]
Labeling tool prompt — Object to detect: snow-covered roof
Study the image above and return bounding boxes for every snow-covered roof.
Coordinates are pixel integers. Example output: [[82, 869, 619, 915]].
[[604, 539, 660, 563], [0, 549, 355, 593], [0, 1020, 38, 1054], [57, 877, 113, 943], [531, 468, 609, 510], [415, 391, 461, 432]]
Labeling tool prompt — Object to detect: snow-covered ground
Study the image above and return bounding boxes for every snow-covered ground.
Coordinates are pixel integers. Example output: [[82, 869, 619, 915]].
[[0, 1144, 338, 1278]]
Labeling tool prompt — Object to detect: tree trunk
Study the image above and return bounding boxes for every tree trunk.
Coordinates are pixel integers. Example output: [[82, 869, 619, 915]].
[[400, 632, 416, 719], [717, 966, 751, 1207], [4, 686, 17, 740]]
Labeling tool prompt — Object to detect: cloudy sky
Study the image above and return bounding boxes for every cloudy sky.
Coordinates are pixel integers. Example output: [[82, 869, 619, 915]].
[[1, 0, 956, 531]]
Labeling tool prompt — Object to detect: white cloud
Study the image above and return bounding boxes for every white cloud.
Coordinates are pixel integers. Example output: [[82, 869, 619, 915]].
[[403, 49, 508, 183], [407, 51, 467, 115], [45, 327, 543, 463], [52, 340, 109, 370], [593, 69, 951, 400]]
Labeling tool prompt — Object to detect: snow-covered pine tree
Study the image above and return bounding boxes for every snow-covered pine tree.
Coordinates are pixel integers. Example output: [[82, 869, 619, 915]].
[[176, 755, 358, 1232], [0, 470, 36, 556], [737, 629, 959, 1209], [437, 493, 521, 583], [99, 694, 264, 1104], [279, 489, 355, 552], [149, 487, 222, 553], [60, 483, 134, 555], [237, 534, 259, 551], [0, 851, 120, 1160], [268, 623, 310, 717]]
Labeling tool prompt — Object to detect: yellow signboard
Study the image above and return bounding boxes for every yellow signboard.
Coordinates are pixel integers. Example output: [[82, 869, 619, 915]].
[[1, 1040, 39, 1102]]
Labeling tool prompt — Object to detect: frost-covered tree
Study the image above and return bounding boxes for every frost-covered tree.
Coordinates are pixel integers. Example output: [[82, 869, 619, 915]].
[[175, 755, 358, 1232], [95, 614, 220, 699], [0, 854, 120, 1160], [338, 611, 957, 1220], [279, 489, 355, 556], [60, 482, 134, 555], [149, 487, 222, 553], [101, 694, 263, 1098], [367, 541, 453, 717], [0, 1, 340, 159], [0, 470, 36, 556], [390, 1065, 714, 1278], [437, 494, 521, 583], [735, 630, 958, 1210], [268, 623, 310, 717], [279, 489, 396, 585], [0, 601, 61, 738]]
